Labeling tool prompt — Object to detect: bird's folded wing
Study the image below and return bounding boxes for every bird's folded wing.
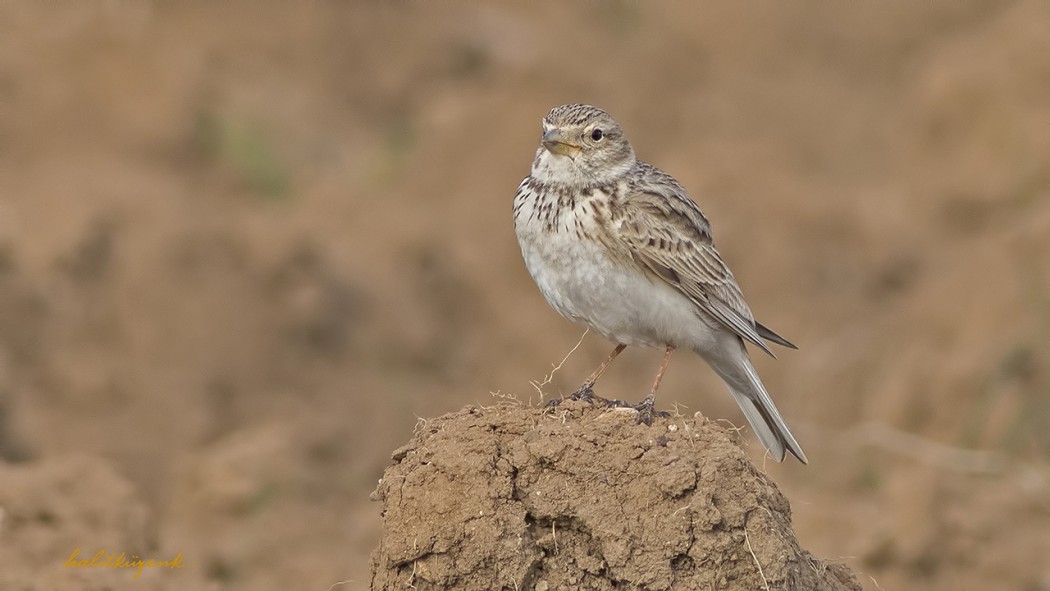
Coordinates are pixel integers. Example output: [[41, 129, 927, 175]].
[[613, 191, 777, 358]]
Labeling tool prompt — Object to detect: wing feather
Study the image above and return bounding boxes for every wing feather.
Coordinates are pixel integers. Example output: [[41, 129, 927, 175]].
[[611, 170, 784, 357]]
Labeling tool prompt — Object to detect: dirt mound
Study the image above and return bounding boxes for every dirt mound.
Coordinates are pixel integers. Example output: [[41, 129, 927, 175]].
[[370, 402, 859, 591]]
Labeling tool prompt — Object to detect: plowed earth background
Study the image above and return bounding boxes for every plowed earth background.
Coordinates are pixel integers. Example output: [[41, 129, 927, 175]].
[[0, 2, 1048, 589]]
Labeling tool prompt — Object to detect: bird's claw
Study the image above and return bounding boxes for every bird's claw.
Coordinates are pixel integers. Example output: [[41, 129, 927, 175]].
[[570, 384, 598, 403], [546, 383, 602, 409], [631, 395, 668, 425]]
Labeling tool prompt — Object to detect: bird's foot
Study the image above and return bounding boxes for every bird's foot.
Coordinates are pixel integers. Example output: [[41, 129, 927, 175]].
[[631, 394, 668, 426], [570, 384, 598, 403], [545, 383, 601, 408]]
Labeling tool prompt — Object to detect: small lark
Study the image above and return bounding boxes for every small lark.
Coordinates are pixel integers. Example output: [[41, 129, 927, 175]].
[[513, 104, 807, 463]]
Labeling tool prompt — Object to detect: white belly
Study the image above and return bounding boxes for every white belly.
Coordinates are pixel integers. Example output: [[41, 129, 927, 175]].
[[515, 215, 718, 351]]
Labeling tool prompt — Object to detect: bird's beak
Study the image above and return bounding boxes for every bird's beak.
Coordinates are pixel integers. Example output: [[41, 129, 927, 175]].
[[542, 129, 581, 157]]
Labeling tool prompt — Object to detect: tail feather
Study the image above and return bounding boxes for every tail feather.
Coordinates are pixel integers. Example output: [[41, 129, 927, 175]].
[[717, 349, 808, 464], [755, 321, 798, 350], [726, 387, 790, 461]]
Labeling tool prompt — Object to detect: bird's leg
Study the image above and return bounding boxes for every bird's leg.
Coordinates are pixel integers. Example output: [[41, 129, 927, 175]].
[[573, 343, 627, 402], [634, 345, 675, 425], [547, 343, 627, 408]]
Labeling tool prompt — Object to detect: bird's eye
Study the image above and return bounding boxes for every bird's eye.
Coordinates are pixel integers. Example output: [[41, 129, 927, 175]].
[[591, 129, 604, 141]]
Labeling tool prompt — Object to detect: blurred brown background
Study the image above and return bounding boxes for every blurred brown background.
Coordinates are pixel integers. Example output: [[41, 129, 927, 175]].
[[1, 2, 1048, 589]]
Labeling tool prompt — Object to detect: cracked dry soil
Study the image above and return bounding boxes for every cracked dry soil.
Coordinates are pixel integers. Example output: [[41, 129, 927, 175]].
[[370, 402, 860, 590]]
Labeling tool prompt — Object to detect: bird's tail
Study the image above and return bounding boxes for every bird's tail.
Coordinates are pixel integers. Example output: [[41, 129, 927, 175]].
[[711, 345, 808, 464]]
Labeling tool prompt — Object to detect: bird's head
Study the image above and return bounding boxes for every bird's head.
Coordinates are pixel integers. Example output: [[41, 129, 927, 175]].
[[531, 104, 636, 186]]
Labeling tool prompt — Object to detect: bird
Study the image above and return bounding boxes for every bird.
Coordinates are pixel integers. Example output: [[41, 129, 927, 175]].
[[512, 103, 808, 464]]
